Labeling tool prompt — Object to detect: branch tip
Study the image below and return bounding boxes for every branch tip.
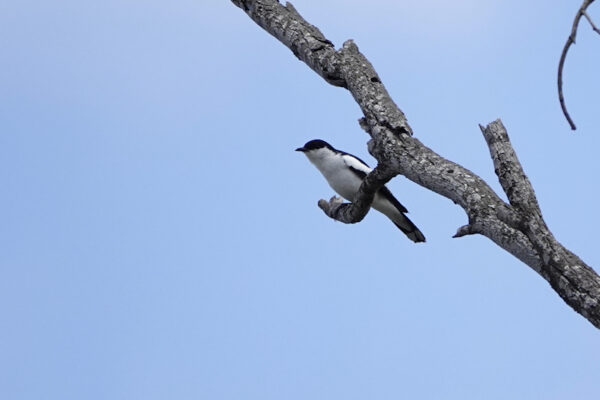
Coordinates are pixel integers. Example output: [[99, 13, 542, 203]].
[[453, 225, 476, 238]]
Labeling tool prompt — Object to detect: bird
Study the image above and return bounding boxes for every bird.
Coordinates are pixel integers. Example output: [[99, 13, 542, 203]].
[[296, 139, 425, 243]]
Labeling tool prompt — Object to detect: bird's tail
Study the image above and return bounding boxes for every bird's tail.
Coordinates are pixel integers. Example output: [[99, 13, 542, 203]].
[[392, 213, 426, 243]]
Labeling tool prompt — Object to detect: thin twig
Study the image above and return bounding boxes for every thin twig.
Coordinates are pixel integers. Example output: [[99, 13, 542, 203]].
[[557, 0, 597, 131], [583, 11, 600, 34]]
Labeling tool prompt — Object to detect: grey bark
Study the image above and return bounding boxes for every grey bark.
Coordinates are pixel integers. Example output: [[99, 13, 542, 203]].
[[232, 0, 600, 329]]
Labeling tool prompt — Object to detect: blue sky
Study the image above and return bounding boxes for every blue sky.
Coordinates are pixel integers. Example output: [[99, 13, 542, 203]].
[[1, 1, 599, 399]]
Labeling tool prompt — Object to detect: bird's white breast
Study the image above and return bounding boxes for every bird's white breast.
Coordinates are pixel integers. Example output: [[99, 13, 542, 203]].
[[306, 150, 367, 201]]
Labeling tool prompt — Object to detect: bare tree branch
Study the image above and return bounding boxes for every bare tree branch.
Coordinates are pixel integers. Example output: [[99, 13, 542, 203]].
[[318, 165, 394, 223], [557, 0, 597, 131], [583, 10, 600, 34], [480, 122, 539, 214], [232, 0, 600, 329]]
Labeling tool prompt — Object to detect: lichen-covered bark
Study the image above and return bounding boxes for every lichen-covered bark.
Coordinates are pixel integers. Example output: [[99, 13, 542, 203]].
[[232, 0, 600, 329], [317, 165, 393, 223]]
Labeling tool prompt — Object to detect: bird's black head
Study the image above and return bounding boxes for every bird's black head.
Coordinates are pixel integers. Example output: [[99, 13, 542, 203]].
[[295, 139, 334, 152]]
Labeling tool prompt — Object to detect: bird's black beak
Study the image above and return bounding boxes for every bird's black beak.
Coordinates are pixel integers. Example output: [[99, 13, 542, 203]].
[[295, 147, 306, 152]]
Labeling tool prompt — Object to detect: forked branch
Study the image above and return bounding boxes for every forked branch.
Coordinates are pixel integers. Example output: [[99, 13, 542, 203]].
[[232, 0, 600, 328]]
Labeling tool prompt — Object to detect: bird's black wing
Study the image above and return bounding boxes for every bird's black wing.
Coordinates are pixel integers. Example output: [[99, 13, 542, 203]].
[[346, 164, 409, 214]]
